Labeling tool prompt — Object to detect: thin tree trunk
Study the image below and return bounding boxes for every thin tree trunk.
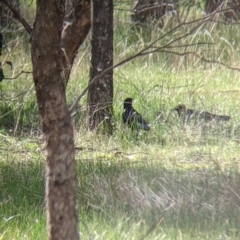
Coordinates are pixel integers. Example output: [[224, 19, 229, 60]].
[[61, 0, 91, 85], [31, 1, 79, 239], [87, 0, 114, 134], [0, 0, 20, 28]]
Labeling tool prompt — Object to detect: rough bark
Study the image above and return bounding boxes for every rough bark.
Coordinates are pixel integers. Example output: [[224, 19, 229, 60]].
[[131, 0, 178, 27], [31, 1, 79, 240], [0, 0, 91, 87], [0, 0, 20, 29], [205, 0, 240, 22], [87, 0, 114, 134], [132, 0, 166, 26], [61, 0, 91, 85]]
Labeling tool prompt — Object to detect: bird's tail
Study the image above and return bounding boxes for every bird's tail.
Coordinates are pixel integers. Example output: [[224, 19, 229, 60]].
[[216, 115, 231, 121]]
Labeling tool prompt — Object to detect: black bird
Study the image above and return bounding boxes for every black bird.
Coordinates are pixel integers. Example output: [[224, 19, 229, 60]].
[[0, 62, 4, 82], [0, 32, 2, 56], [123, 98, 150, 131], [173, 104, 230, 123]]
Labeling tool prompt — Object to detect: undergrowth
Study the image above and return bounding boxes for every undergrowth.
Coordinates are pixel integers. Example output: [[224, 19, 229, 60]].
[[1, 3, 240, 239]]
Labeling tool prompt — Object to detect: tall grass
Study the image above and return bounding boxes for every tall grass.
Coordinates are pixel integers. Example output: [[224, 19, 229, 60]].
[[1, 4, 240, 239], [1, 138, 240, 239]]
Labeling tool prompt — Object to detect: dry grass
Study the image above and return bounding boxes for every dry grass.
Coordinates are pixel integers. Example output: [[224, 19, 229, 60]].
[[1, 3, 240, 239]]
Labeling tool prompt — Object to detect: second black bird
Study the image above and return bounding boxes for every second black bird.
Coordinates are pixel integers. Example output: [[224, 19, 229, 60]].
[[173, 104, 230, 123], [123, 98, 150, 131]]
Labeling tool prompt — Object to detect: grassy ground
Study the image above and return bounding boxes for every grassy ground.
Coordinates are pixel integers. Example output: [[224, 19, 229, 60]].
[[1, 5, 240, 240], [1, 129, 240, 239]]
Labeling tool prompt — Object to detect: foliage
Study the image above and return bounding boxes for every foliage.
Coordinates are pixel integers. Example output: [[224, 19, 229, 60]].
[[1, 2, 240, 239], [1, 133, 240, 239]]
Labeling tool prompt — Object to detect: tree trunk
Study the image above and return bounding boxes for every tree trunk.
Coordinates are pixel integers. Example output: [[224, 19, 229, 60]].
[[0, 0, 19, 29], [205, 0, 240, 22], [61, 0, 91, 85], [131, 0, 166, 26], [131, 0, 180, 26], [31, 1, 79, 240], [87, 0, 114, 134]]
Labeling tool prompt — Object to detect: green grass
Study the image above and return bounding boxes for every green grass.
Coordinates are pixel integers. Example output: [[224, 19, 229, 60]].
[[1, 5, 240, 239], [1, 137, 240, 239]]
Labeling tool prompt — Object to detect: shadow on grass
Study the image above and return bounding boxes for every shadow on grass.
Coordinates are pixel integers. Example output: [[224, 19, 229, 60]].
[[77, 158, 240, 238], [0, 160, 45, 209], [1, 156, 240, 239]]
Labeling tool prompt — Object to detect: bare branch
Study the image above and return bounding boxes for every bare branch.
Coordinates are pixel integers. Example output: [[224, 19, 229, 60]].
[[151, 42, 214, 50], [139, 48, 240, 71], [161, 50, 240, 71], [0, 90, 31, 100], [69, 14, 218, 114], [3, 70, 32, 80], [0, 0, 32, 34]]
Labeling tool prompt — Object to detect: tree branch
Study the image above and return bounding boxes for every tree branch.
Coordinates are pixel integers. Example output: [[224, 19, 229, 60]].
[[69, 14, 208, 113], [69, 11, 239, 114], [157, 50, 240, 71], [0, 0, 32, 34], [4, 70, 32, 80]]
